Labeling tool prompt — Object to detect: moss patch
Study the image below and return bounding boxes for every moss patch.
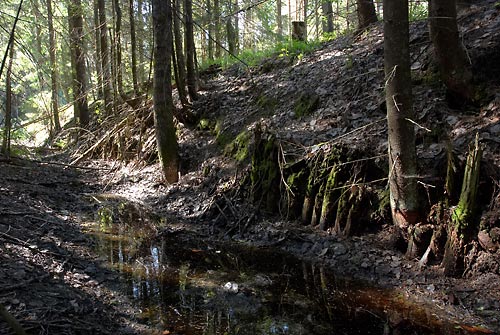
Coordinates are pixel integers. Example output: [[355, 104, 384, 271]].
[[294, 92, 320, 118], [224, 130, 252, 162], [256, 94, 278, 115]]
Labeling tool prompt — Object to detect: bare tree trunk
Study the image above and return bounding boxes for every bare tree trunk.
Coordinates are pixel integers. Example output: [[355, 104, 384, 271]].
[[98, 0, 113, 115], [173, 0, 188, 106], [68, 0, 90, 128], [314, 0, 319, 39], [356, 0, 377, 31], [214, 0, 221, 58], [32, 0, 46, 89], [384, 0, 420, 244], [226, 11, 237, 55], [207, 0, 214, 60], [288, 0, 292, 36], [184, 0, 198, 100], [114, 0, 126, 100], [129, 0, 139, 95], [322, 1, 334, 34], [47, 0, 61, 133], [234, 0, 239, 52], [93, 0, 103, 100], [137, 0, 145, 84], [277, 0, 283, 39], [243, 3, 253, 49], [2, 45, 14, 156], [153, 0, 179, 183], [429, 0, 474, 105], [303, 0, 307, 37]]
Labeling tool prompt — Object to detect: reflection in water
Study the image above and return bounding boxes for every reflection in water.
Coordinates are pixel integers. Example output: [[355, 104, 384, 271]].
[[87, 218, 478, 335]]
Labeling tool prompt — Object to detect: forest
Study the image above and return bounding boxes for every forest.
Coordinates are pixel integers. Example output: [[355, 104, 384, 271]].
[[0, 0, 499, 334]]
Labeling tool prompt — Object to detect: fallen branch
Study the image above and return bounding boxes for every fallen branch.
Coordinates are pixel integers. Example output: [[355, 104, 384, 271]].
[[70, 116, 129, 166]]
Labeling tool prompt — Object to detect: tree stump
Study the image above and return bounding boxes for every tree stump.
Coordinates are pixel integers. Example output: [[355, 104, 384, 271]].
[[442, 134, 482, 276], [292, 21, 307, 42]]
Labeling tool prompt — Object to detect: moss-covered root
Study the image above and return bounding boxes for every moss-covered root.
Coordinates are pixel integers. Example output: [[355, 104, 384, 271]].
[[333, 184, 366, 237], [318, 166, 339, 231], [301, 156, 321, 225], [285, 167, 308, 219], [442, 134, 482, 277], [311, 182, 326, 227], [250, 124, 280, 212]]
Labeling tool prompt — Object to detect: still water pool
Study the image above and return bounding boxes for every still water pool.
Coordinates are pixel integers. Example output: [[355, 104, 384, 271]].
[[86, 215, 477, 335]]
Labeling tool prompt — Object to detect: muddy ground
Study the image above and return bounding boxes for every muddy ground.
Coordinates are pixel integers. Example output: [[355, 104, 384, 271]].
[[2, 1, 500, 334]]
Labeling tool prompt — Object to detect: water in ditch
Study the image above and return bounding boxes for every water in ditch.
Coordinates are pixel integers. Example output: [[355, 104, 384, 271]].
[[86, 206, 478, 335]]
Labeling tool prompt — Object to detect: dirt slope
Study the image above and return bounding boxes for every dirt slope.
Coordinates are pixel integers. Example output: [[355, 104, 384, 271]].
[[1, 1, 500, 334]]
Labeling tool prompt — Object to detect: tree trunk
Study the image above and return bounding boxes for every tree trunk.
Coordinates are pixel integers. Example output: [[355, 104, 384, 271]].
[[184, 0, 198, 101], [98, 0, 113, 115], [356, 0, 377, 31], [303, 0, 307, 38], [137, 0, 146, 84], [429, 0, 474, 105], [153, 0, 179, 183], [243, 5, 253, 49], [214, 0, 222, 58], [93, 0, 103, 100], [207, 0, 214, 60], [47, 0, 61, 133], [68, 0, 90, 128], [292, 21, 307, 41], [277, 0, 283, 39], [114, 0, 126, 100], [173, 0, 189, 107], [442, 134, 482, 276], [129, 0, 139, 95], [226, 17, 236, 55], [110, 0, 119, 105], [384, 0, 420, 240], [314, 0, 320, 40], [234, 0, 239, 52], [31, 0, 46, 90], [2, 45, 14, 157], [322, 1, 334, 34]]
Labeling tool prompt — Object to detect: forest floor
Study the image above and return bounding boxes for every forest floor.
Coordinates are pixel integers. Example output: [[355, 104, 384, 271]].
[[2, 1, 500, 334]]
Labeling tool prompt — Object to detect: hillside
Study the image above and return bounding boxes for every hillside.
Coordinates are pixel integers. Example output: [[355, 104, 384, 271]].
[[1, 1, 500, 334]]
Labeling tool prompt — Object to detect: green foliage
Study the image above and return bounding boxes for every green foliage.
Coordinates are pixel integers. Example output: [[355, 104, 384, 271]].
[[98, 207, 114, 231], [200, 39, 322, 72], [320, 31, 339, 42], [276, 40, 320, 59], [409, 2, 428, 21]]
